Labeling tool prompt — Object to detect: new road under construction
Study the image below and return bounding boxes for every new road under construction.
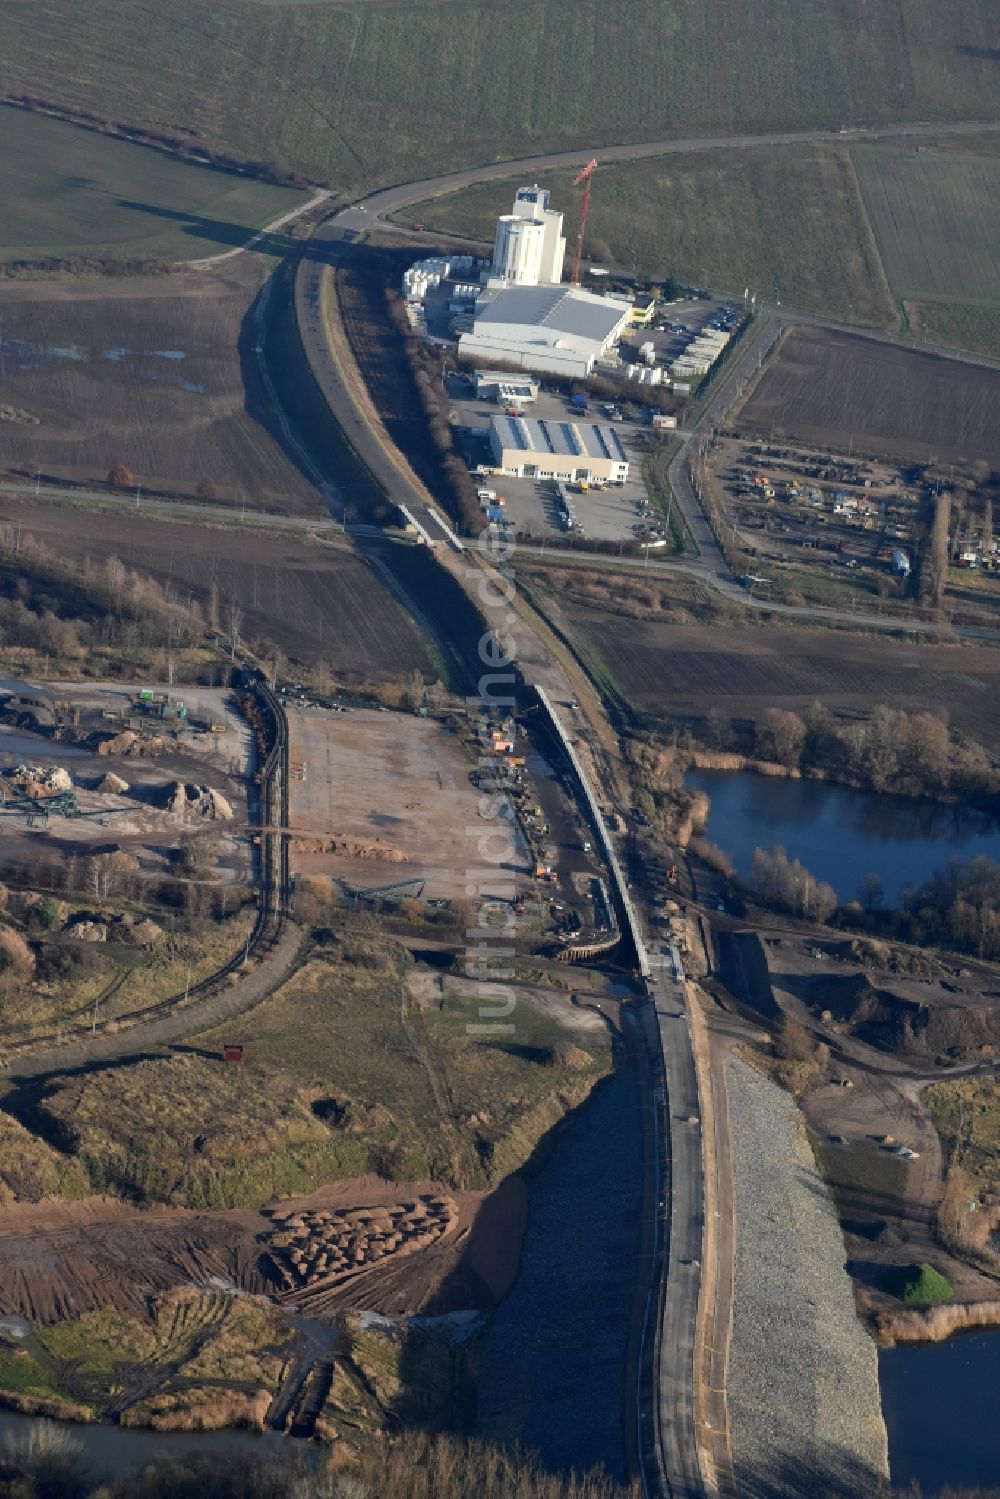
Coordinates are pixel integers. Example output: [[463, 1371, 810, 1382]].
[[292, 205, 716, 1498]]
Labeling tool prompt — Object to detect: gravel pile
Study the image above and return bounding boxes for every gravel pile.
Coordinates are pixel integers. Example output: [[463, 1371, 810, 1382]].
[[727, 1058, 889, 1497]]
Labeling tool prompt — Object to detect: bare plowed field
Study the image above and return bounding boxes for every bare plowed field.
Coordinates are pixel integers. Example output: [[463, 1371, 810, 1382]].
[[566, 608, 1000, 744], [0, 499, 431, 678], [0, 261, 323, 516], [739, 328, 1000, 467]]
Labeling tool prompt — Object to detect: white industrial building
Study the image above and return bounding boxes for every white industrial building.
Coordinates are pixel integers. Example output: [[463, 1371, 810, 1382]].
[[474, 371, 539, 405], [489, 414, 629, 485], [459, 284, 631, 379], [489, 184, 566, 287]]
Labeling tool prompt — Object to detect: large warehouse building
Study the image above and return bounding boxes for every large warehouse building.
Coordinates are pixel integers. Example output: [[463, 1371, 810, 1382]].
[[459, 284, 631, 379], [489, 414, 629, 485]]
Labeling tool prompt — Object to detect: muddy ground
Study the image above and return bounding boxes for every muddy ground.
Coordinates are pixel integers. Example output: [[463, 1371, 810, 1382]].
[[564, 608, 1000, 745], [0, 497, 432, 678], [0, 1174, 526, 1327], [0, 260, 323, 516]]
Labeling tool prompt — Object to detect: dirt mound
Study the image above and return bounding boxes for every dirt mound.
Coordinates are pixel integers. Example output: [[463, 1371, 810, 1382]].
[[164, 782, 234, 821], [125, 919, 163, 947], [98, 732, 174, 758], [97, 731, 139, 757], [292, 835, 407, 862], [98, 772, 129, 794], [809, 972, 1000, 1061]]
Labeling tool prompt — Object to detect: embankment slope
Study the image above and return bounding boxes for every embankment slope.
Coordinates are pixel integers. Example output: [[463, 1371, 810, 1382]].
[[727, 1057, 888, 1495]]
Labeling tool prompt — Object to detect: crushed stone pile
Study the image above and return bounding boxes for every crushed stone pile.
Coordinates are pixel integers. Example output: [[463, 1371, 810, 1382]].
[[98, 772, 130, 795], [68, 921, 108, 943], [164, 782, 234, 821], [9, 764, 73, 792]]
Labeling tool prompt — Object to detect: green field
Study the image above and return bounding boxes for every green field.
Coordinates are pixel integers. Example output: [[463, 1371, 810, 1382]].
[[399, 146, 896, 327], [904, 298, 1000, 360], [22, 939, 610, 1208], [0, 108, 308, 262], [852, 146, 1000, 301], [1, 0, 998, 192]]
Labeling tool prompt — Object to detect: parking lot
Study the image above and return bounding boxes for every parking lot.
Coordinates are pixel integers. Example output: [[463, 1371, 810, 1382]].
[[447, 379, 654, 542]]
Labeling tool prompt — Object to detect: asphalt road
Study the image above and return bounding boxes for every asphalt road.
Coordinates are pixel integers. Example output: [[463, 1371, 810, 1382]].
[[650, 963, 706, 1499], [331, 118, 1000, 239], [289, 120, 1000, 1496]]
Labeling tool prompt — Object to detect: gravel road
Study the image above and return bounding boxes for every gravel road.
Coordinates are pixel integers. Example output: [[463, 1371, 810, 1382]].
[[726, 1058, 889, 1497]]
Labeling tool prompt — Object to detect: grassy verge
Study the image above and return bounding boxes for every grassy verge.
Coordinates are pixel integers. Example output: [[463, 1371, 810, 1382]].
[[813, 1140, 910, 1230], [643, 440, 697, 557], [925, 1076, 1000, 1200], [395, 145, 896, 328], [12, 937, 611, 1208], [0, 106, 308, 265]]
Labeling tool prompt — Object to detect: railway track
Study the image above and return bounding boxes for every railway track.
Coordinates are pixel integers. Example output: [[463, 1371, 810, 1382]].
[[3, 672, 292, 1059]]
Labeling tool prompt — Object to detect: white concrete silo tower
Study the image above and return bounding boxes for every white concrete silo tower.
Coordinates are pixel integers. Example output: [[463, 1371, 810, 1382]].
[[491, 214, 547, 286], [512, 184, 566, 284]]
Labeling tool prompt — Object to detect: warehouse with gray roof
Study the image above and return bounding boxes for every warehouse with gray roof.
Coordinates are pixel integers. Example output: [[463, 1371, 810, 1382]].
[[459, 285, 632, 379], [489, 414, 630, 485]]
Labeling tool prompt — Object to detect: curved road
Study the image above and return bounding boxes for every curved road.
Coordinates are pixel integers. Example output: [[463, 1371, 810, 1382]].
[[290, 119, 1000, 1498], [331, 118, 1000, 238]]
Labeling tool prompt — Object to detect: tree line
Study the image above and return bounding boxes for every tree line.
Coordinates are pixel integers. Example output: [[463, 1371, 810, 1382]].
[[700, 701, 1000, 808]]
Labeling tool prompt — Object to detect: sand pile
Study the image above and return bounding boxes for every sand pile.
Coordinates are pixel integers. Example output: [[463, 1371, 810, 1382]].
[[292, 835, 407, 862], [97, 731, 138, 757], [164, 783, 234, 821], [98, 732, 175, 758]]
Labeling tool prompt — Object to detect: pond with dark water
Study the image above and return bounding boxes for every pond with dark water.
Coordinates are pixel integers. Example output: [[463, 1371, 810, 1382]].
[[688, 770, 1000, 906], [879, 1330, 1000, 1493], [0, 1410, 293, 1482]]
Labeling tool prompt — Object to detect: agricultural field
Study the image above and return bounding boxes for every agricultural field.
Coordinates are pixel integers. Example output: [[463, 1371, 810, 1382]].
[[904, 300, 1000, 362], [737, 328, 1000, 468], [0, 259, 324, 515], [398, 146, 895, 328], [0, 497, 434, 678], [0, 107, 309, 264], [852, 145, 1000, 304], [554, 603, 1000, 747], [0, 0, 998, 191]]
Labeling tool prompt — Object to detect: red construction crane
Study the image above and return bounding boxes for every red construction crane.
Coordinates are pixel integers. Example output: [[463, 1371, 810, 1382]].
[[569, 158, 598, 285]]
